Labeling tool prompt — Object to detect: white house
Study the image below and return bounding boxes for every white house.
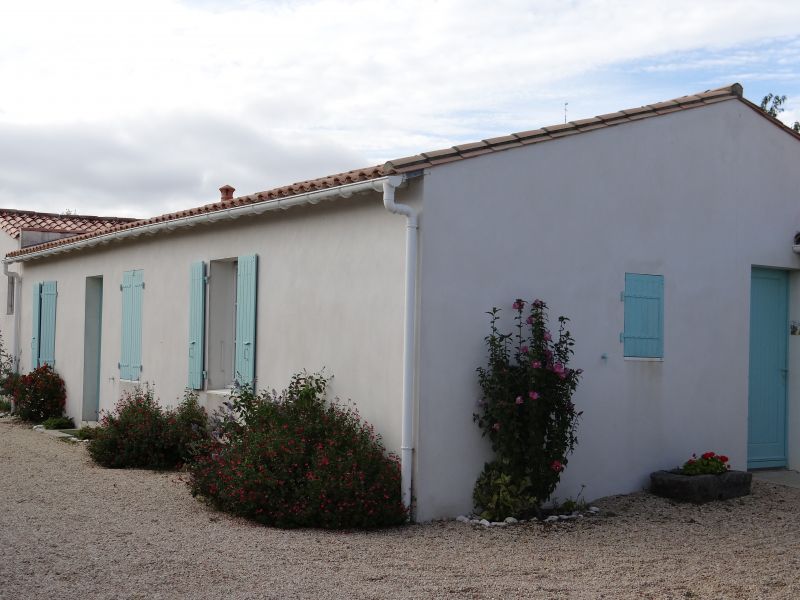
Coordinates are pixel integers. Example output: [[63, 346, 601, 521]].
[[0, 210, 133, 370], [5, 83, 800, 521]]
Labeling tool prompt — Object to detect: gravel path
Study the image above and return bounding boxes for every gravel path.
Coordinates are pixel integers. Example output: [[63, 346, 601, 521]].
[[1, 420, 799, 599]]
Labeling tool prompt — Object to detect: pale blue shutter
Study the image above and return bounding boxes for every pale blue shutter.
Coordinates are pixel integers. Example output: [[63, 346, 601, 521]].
[[38, 281, 57, 367], [234, 254, 257, 387], [120, 271, 133, 380], [120, 270, 143, 380], [31, 282, 42, 368], [130, 270, 144, 379], [188, 261, 206, 390], [623, 273, 664, 358]]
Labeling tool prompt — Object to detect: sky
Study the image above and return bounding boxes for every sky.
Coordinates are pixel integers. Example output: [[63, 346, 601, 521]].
[[0, 0, 799, 218]]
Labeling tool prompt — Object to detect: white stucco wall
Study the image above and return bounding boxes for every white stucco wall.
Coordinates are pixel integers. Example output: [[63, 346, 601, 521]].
[[16, 188, 419, 456], [413, 99, 800, 520], [0, 232, 20, 365]]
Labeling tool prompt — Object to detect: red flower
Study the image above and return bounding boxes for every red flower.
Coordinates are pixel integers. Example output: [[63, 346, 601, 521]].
[[718, 455, 729, 463], [701, 452, 715, 460], [550, 460, 564, 472]]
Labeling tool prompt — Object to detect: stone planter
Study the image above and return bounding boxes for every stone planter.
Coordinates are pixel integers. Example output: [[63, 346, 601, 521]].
[[650, 469, 752, 503]]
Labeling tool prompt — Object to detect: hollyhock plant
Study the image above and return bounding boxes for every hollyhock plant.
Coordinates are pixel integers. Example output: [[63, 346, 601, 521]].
[[473, 298, 582, 520]]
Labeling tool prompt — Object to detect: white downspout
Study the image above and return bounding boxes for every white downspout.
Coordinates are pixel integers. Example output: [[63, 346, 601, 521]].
[[3, 261, 21, 373], [382, 174, 418, 515]]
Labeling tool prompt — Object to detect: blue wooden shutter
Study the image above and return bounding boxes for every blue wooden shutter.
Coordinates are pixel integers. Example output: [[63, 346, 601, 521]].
[[130, 270, 144, 379], [120, 271, 133, 380], [235, 254, 258, 387], [31, 282, 42, 368], [120, 270, 143, 380], [623, 273, 664, 358], [188, 261, 206, 390], [38, 281, 57, 367]]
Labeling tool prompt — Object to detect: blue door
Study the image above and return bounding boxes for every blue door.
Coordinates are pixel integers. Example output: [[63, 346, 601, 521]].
[[748, 268, 788, 469]]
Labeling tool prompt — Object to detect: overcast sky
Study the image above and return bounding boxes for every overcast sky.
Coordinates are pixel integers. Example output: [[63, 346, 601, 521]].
[[1, 0, 799, 218]]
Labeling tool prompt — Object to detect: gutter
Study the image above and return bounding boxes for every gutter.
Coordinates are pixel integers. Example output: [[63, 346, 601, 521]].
[[2, 262, 21, 373], [3, 177, 397, 265], [382, 175, 418, 515]]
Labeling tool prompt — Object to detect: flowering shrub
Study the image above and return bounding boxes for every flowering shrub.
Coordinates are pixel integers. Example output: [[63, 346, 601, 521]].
[[473, 299, 582, 520], [88, 389, 209, 469], [13, 364, 66, 423], [188, 372, 407, 529], [681, 452, 730, 476]]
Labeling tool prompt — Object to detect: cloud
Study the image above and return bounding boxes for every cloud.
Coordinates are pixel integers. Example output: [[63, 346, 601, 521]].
[[1, 0, 799, 216], [0, 114, 366, 217]]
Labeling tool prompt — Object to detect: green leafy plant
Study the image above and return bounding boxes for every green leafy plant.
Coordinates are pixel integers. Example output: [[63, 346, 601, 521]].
[[74, 426, 100, 440], [681, 452, 730, 476], [0, 398, 11, 413], [88, 388, 210, 469], [473, 299, 582, 520], [188, 372, 407, 529], [473, 461, 538, 520], [42, 416, 75, 430], [13, 364, 67, 423]]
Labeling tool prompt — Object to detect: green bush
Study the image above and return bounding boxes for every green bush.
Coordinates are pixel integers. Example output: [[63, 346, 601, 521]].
[[473, 299, 582, 520], [43, 416, 75, 430], [74, 426, 100, 440], [14, 364, 67, 423], [0, 397, 11, 413], [88, 389, 210, 469], [188, 372, 407, 529]]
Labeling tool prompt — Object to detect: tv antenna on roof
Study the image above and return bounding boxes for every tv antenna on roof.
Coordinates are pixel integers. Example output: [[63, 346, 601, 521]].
[[564, 102, 568, 124]]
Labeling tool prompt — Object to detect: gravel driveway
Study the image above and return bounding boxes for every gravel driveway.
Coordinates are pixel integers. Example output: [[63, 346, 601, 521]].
[[1, 420, 799, 599]]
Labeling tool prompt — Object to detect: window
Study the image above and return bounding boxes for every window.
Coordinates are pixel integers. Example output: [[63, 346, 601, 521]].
[[120, 269, 144, 381], [31, 281, 57, 367], [622, 273, 663, 358], [7, 276, 15, 315], [188, 255, 257, 390]]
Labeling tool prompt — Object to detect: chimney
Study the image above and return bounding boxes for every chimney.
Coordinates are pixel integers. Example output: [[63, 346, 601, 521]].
[[219, 185, 235, 201]]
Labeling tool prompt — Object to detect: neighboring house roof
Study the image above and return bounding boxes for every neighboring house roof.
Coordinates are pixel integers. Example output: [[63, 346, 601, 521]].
[[0, 209, 135, 239], [8, 82, 799, 261]]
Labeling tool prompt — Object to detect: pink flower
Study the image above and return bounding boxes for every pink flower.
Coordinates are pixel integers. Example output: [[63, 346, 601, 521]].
[[533, 299, 544, 308], [492, 423, 501, 431], [526, 316, 534, 325], [531, 360, 541, 369], [520, 345, 529, 354], [515, 396, 524, 405], [543, 332, 552, 342], [552, 363, 566, 378], [528, 391, 539, 400], [512, 299, 525, 311], [550, 460, 564, 472]]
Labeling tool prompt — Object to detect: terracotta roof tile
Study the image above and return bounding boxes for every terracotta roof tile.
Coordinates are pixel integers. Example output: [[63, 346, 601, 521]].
[[0, 210, 134, 239]]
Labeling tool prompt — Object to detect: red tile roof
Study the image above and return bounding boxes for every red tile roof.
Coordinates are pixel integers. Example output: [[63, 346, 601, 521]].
[[7, 165, 387, 258], [0, 209, 135, 239], [9, 82, 799, 261]]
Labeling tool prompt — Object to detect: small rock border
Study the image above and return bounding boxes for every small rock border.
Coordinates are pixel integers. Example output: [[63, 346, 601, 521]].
[[456, 506, 601, 527]]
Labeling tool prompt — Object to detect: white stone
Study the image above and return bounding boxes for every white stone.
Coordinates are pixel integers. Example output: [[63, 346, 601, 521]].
[[491, 521, 507, 527], [479, 519, 491, 527], [456, 515, 470, 523], [545, 515, 559, 523], [588, 506, 600, 513], [504, 517, 518, 524]]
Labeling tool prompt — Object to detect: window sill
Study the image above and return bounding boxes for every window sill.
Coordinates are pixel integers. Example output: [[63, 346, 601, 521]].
[[119, 379, 141, 383], [206, 388, 233, 396], [623, 357, 664, 362]]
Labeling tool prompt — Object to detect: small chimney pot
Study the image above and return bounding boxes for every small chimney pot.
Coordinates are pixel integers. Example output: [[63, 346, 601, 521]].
[[219, 185, 235, 201]]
